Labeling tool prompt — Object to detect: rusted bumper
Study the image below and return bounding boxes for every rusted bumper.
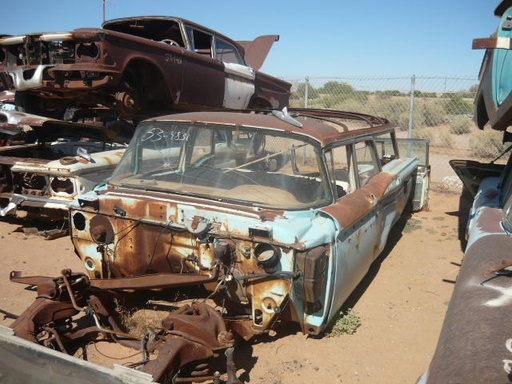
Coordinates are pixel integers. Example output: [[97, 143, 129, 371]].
[[8, 269, 241, 383]]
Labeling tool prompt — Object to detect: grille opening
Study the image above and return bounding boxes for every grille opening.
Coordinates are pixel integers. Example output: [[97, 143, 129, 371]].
[[50, 177, 74, 194]]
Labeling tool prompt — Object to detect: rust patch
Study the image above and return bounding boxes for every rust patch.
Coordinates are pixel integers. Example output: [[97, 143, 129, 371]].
[[321, 172, 395, 229]]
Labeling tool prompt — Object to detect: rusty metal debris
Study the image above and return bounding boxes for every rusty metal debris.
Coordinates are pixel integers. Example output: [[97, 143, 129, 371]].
[[10, 269, 239, 383], [0, 110, 129, 221], [20, 226, 68, 239]]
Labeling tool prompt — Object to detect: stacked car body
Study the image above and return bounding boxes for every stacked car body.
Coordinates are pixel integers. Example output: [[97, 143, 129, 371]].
[[0, 16, 291, 119]]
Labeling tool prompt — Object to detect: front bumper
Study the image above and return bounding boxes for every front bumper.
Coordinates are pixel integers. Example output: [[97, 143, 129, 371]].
[[0, 193, 71, 216]]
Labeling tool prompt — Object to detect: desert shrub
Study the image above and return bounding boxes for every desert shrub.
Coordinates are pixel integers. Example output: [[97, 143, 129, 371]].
[[448, 115, 473, 135], [289, 98, 306, 108], [443, 94, 473, 115], [469, 129, 508, 158], [327, 308, 361, 337], [355, 91, 370, 102], [318, 84, 369, 109], [415, 91, 437, 98], [395, 112, 412, 131], [394, 108, 427, 131], [420, 102, 446, 127], [375, 90, 405, 98], [372, 98, 410, 127], [437, 131, 454, 147], [336, 98, 371, 114], [413, 127, 436, 142], [414, 127, 453, 147]]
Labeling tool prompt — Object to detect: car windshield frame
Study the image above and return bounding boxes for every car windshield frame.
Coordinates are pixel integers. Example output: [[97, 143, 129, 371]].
[[109, 120, 333, 209]]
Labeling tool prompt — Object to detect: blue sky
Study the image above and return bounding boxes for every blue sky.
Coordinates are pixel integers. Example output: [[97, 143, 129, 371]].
[[1, 1, 502, 79]]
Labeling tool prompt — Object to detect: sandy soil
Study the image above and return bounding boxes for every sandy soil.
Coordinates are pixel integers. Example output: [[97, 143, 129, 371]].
[[0, 189, 470, 384]]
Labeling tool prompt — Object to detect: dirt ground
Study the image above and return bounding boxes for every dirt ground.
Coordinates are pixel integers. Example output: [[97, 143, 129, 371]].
[[0, 189, 470, 384]]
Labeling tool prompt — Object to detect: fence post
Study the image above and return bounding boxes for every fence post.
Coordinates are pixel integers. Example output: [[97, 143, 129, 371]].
[[305, 76, 309, 108], [408, 74, 416, 139]]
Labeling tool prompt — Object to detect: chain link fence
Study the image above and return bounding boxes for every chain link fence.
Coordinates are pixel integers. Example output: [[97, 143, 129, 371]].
[[284, 75, 508, 190]]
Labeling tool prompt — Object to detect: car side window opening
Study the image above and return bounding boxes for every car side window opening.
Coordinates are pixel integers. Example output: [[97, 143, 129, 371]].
[[326, 144, 354, 198], [186, 27, 213, 57], [215, 39, 244, 65], [354, 140, 380, 187], [373, 132, 399, 165], [160, 22, 185, 47]]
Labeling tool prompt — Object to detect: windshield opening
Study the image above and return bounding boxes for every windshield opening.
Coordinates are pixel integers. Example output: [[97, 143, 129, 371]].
[[110, 121, 332, 209]]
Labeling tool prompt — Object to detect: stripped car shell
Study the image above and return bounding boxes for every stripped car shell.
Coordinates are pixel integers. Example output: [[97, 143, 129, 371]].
[[8, 108, 429, 382], [0, 16, 291, 119], [70, 108, 430, 334], [0, 110, 128, 219]]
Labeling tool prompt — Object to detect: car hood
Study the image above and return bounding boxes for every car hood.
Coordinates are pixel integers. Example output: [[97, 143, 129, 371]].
[[0, 109, 132, 144], [26, 120, 127, 143], [9, 148, 126, 176], [236, 35, 281, 71]]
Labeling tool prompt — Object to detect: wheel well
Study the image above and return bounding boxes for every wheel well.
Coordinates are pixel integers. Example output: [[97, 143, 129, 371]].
[[475, 94, 489, 130], [121, 59, 171, 105]]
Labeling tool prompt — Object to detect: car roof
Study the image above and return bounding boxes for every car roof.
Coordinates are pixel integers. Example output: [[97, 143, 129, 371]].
[[102, 16, 245, 53], [495, 0, 512, 16], [144, 108, 395, 147]]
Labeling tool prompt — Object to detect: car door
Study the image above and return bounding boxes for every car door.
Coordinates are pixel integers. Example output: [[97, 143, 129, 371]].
[[321, 137, 417, 324], [450, 159, 506, 198], [215, 38, 255, 109], [180, 26, 225, 107], [492, 6, 512, 108]]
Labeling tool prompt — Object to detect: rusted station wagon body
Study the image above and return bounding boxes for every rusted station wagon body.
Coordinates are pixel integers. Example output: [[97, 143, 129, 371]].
[[0, 110, 128, 219], [0, 16, 291, 119], [8, 108, 429, 382]]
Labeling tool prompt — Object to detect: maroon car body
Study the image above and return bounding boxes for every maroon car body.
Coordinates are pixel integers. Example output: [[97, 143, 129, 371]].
[[0, 16, 291, 119]]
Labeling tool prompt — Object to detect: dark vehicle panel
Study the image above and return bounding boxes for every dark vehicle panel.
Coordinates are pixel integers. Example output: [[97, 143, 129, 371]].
[[473, 1, 512, 130]]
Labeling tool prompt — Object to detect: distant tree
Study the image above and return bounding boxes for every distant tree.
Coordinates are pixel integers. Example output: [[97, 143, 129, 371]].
[[292, 82, 319, 100], [321, 81, 355, 96]]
